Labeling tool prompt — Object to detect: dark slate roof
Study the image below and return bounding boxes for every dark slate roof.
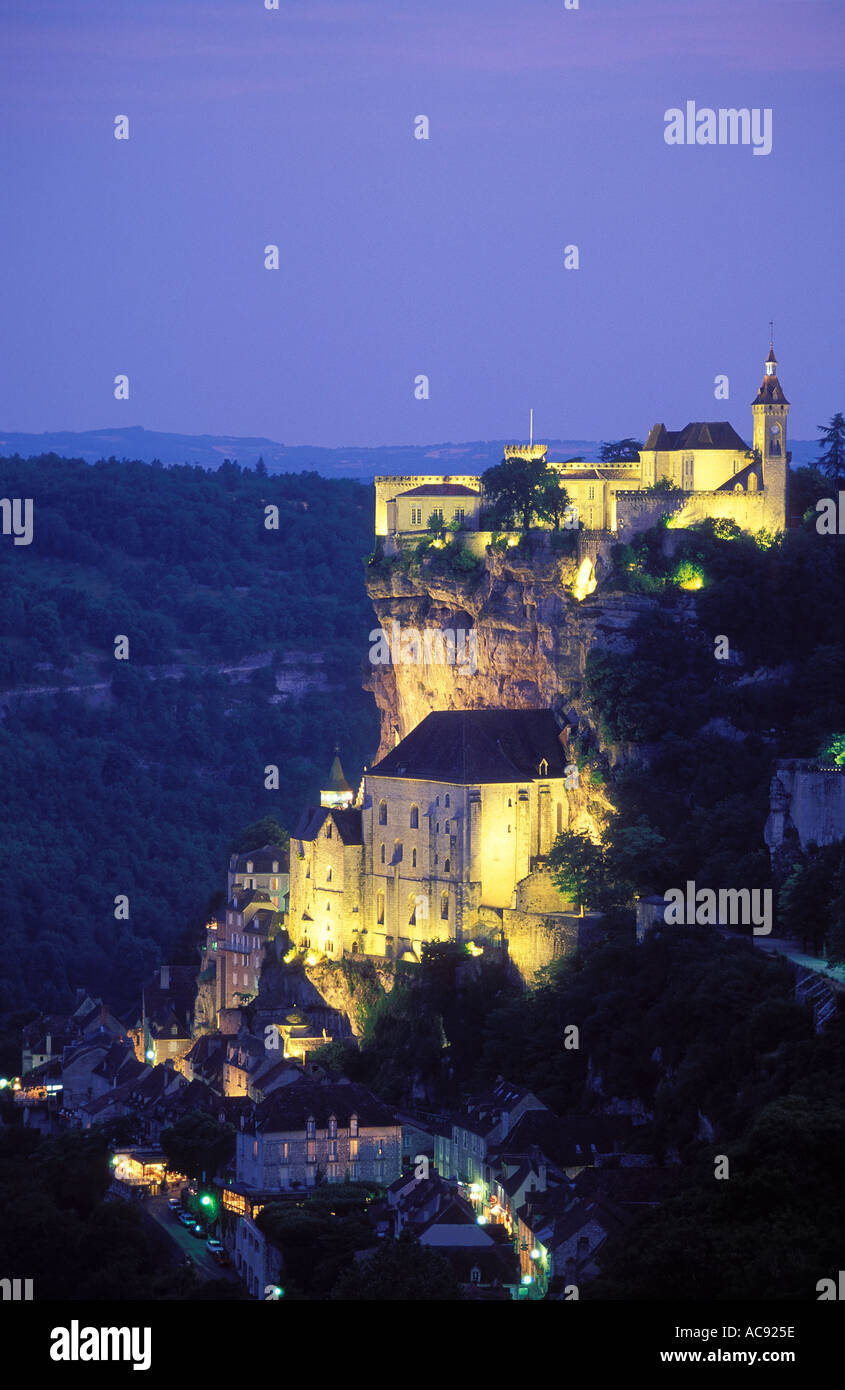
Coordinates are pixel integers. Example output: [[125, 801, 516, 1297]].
[[643, 421, 749, 452], [295, 805, 363, 846], [497, 1110, 632, 1167], [232, 844, 289, 874], [397, 483, 480, 498], [254, 1078, 397, 1133], [370, 710, 568, 784]]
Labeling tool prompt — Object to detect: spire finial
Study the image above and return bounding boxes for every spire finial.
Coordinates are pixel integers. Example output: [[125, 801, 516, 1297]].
[[769, 319, 774, 350]]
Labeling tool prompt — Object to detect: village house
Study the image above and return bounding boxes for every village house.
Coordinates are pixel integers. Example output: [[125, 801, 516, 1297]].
[[235, 1077, 401, 1191]]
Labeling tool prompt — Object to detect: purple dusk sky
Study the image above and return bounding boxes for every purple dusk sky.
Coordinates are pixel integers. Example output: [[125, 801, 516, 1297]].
[[1, 0, 843, 447]]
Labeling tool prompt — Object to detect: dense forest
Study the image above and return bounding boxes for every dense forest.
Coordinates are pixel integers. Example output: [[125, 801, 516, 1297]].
[[0, 453, 379, 1019]]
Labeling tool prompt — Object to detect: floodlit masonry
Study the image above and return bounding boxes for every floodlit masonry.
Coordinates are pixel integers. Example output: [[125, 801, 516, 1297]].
[[287, 710, 583, 974], [374, 345, 790, 544]]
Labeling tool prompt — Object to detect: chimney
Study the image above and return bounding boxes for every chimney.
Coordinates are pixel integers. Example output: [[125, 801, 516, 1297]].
[[160, 965, 170, 990]]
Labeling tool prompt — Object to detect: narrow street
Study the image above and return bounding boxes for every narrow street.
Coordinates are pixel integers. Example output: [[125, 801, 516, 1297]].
[[144, 1193, 241, 1285]]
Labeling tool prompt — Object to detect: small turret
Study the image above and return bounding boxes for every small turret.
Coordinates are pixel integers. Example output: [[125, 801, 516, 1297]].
[[320, 747, 354, 808]]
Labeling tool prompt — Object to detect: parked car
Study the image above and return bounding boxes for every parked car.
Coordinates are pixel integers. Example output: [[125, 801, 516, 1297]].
[[189, 1222, 205, 1239], [167, 1198, 182, 1213], [178, 1211, 195, 1228]]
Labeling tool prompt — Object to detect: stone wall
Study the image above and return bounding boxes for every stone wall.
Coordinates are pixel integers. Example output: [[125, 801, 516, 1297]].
[[765, 760, 845, 874]]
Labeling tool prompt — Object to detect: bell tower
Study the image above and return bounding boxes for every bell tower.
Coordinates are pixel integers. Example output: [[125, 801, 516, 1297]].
[[752, 336, 790, 530]]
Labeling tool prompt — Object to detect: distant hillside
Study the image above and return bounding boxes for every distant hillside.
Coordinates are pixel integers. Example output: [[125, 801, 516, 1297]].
[[0, 453, 379, 1018], [2, 426, 820, 478]]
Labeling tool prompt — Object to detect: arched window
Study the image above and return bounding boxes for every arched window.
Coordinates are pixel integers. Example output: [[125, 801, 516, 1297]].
[[380, 844, 386, 865], [410, 805, 419, 829], [444, 794, 450, 808], [440, 892, 449, 921], [378, 800, 387, 825], [306, 1116, 315, 1139], [377, 892, 385, 925], [748, 472, 758, 492], [246, 861, 253, 873], [408, 894, 417, 927], [394, 840, 403, 862], [326, 821, 332, 839], [412, 848, 417, 868], [328, 1115, 337, 1139], [470, 1266, 481, 1284], [444, 858, 450, 873]]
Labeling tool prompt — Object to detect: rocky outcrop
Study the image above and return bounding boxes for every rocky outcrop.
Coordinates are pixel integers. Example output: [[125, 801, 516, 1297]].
[[765, 760, 845, 877], [364, 536, 651, 762]]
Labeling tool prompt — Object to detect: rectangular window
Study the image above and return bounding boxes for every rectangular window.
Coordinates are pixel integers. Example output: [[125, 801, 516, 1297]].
[[454, 508, 464, 523], [307, 1141, 316, 1163]]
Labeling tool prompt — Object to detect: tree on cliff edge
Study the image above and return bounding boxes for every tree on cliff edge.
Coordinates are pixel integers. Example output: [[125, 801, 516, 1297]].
[[482, 453, 555, 530]]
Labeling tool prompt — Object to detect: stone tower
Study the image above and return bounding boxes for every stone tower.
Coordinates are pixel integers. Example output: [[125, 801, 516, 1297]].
[[752, 342, 790, 530]]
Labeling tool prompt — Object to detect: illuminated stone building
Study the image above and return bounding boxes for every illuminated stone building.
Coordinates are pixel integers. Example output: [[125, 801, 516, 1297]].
[[288, 710, 580, 973], [235, 1077, 401, 1190], [376, 345, 790, 542]]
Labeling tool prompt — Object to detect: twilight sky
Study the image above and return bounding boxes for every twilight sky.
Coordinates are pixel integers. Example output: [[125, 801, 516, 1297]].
[[1, 0, 843, 447]]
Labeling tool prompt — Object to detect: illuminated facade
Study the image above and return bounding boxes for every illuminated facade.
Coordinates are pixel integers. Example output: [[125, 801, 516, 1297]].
[[376, 346, 790, 540], [288, 711, 582, 967]]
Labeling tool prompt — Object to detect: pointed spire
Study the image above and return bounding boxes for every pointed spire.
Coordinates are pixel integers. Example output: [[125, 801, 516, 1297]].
[[320, 746, 354, 808], [753, 340, 788, 405]]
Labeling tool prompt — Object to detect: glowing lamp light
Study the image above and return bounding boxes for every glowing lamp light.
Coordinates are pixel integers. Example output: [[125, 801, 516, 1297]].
[[305, 952, 319, 967], [283, 948, 298, 965], [200, 1194, 213, 1207], [145, 1049, 155, 1060], [476, 1214, 488, 1225], [521, 1274, 533, 1286], [271, 1286, 284, 1299], [530, 1248, 541, 1260], [469, 1183, 481, 1196]]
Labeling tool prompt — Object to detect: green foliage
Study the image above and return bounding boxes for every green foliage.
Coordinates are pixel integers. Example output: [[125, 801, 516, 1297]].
[[0, 1125, 186, 1299], [599, 438, 642, 463], [228, 818, 289, 856], [481, 453, 556, 531], [0, 453, 379, 1016], [548, 830, 607, 911], [815, 411, 845, 487], [160, 1110, 235, 1181], [330, 1229, 463, 1301]]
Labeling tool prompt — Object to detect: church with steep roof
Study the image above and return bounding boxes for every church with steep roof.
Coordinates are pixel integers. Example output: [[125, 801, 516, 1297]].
[[287, 713, 584, 979]]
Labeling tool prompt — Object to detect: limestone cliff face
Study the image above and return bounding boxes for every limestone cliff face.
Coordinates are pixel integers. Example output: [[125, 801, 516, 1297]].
[[365, 538, 648, 763]]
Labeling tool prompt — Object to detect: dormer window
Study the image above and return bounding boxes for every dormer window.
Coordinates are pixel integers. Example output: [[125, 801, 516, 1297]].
[[272, 861, 279, 873], [350, 1113, 359, 1137], [306, 1116, 316, 1139], [328, 1115, 337, 1138]]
